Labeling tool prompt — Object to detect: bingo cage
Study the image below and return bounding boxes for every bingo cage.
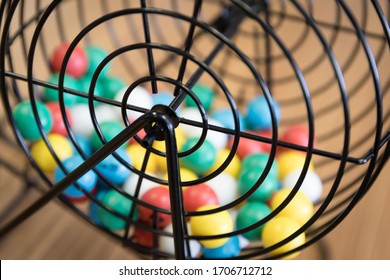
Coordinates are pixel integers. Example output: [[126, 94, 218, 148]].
[[0, 0, 389, 260]]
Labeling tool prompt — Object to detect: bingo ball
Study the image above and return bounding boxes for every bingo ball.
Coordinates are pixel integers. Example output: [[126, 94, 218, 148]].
[[246, 95, 280, 131], [138, 186, 171, 228], [180, 138, 217, 176], [72, 134, 93, 157], [102, 76, 125, 100], [76, 73, 105, 104], [241, 152, 278, 179], [202, 235, 241, 259], [123, 173, 159, 198], [207, 173, 239, 206], [270, 189, 314, 226], [85, 45, 111, 76], [228, 133, 270, 160], [114, 86, 152, 121], [97, 189, 136, 231], [189, 205, 233, 248], [12, 100, 53, 141], [88, 190, 108, 226], [177, 107, 203, 138], [30, 133, 73, 173], [43, 73, 80, 106], [69, 104, 95, 138], [183, 184, 219, 213], [262, 216, 305, 259], [277, 151, 314, 180], [282, 170, 323, 203], [96, 147, 132, 187], [45, 102, 72, 136], [236, 201, 271, 241], [211, 108, 246, 131], [54, 155, 97, 200], [133, 224, 155, 248], [280, 125, 315, 153], [50, 42, 88, 78], [126, 143, 158, 174], [205, 119, 229, 151], [208, 148, 241, 178], [238, 168, 278, 202], [185, 83, 215, 112], [159, 223, 201, 258], [162, 167, 198, 184], [89, 120, 125, 152], [152, 91, 175, 107]]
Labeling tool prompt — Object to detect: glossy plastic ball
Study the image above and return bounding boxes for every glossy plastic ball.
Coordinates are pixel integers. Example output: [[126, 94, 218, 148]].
[[246, 95, 281, 131], [177, 107, 203, 138], [282, 170, 323, 203], [43, 73, 80, 106], [50, 42, 88, 78], [180, 138, 217, 176], [54, 155, 97, 200], [126, 143, 158, 174], [189, 205, 233, 248], [96, 147, 132, 187], [98, 189, 136, 231], [236, 201, 271, 241], [262, 216, 305, 259], [280, 125, 316, 153], [31, 134, 73, 173], [12, 100, 53, 141], [211, 108, 246, 131], [228, 133, 270, 160], [238, 169, 278, 202], [72, 134, 93, 157], [85, 45, 111, 76], [133, 224, 155, 248], [69, 104, 95, 138], [206, 173, 238, 206], [114, 86, 152, 121], [138, 186, 171, 228], [185, 83, 215, 112], [241, 152, 278, 178], [208, 148, 241, 178], [270, 189, 314, 226], [162, 167, 198, 184], [205, 119, 229, 151], [123, 173, 159, 199], [89, 121, 125, 152], [88, 190, 108, 226], [45, 102, 72, 137], [183, 183, 219, 213], [75, 73, 105, 104], [94, 104, 120, 124], [277, 151, 314, 180], [102, 76, 125, 100], [152, 91, 174, 106], [202, 235, 241, 259]]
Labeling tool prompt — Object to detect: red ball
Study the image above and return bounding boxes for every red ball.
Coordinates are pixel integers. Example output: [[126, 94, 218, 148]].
[[183, 183, 219, 213], [229, 131, 270, 159], [138, 186, 171, 228], [128, 119, 147, 144], [50, 42, 88, 78], [133, 224, 156, 248], [279, 125, 315, 154], [45, 102, 73, 136]]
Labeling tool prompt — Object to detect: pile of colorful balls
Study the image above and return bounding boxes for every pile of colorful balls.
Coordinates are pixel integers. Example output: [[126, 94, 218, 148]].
[[11, 43, 323, 259]]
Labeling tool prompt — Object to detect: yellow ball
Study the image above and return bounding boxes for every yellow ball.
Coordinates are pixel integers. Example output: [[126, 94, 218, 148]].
[[277, 151, 314, 180], [270, 189, 314, 226], [163, 167, 198, 184], [126, 143, 158, 173], [31, 134, 73, 174], [189, 205, 233, 248], [262, 216, 306, 259], [208, 148, 241, 178], [152, 127, 186, 173]]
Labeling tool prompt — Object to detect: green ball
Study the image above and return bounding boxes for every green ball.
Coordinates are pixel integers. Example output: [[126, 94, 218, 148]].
[[236, 201, 271, 241], [86, 45, 111, 76], [185, 83, 215, 112], [97, 189, 136, 231], [43, 73, 80, 106], [12, 100, 53, 141], [238, 168, 278, 202], [89, 121, 125, 151], [241, 153, 278, 178], [102, 76, 125, 100], [75, 73, 105, 104], [180, 138, 217, 175]]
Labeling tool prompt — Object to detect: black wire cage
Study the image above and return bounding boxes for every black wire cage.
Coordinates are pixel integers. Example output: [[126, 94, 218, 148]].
[[0, 0, 389, 260]]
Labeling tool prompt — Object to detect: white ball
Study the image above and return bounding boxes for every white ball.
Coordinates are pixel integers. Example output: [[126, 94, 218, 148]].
[[122, 173, 159, 199], [114, 86, 153, 121], [282, 170, 323, 203], [206, 173, 239, 206], [238, 235, 250, 249], [177, 107, 203, 138], [206, 118, 229, 151], [95, 104, 121, 123], [69, 104, 95, 138], [159, 223, 201, 258]]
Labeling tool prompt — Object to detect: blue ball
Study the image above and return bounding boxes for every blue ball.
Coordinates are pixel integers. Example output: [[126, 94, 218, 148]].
[[152, 91, 174, 106], [202, 235, 241, 259], [96, 147, 132, 187], [211, 108, 246, 131], [246, 96, 280, 130], [54, 155, 98, 199], [88, 190, 108, 226], [72, 134, 93, 157]]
